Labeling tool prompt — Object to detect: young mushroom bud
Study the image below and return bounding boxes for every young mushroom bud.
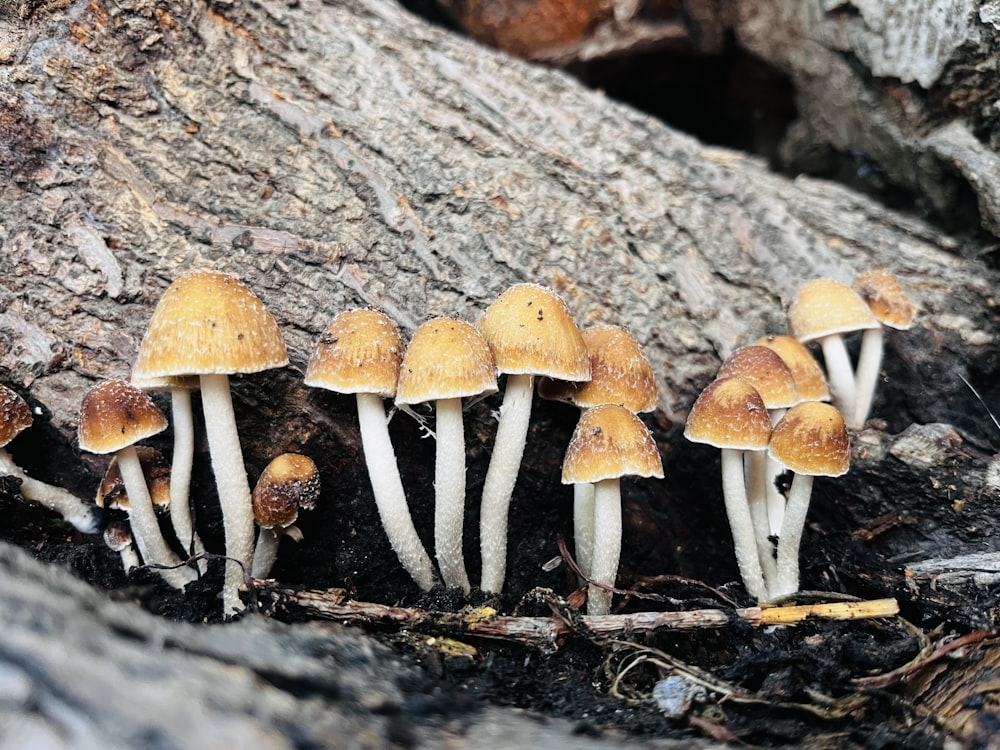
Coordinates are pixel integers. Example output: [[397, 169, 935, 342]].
[[103, 519, 140, 574], [251, 453, 320, 579]]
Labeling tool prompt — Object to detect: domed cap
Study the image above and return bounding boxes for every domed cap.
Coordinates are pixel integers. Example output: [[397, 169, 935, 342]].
[[684, 377, 771, 451], [78, 379, 168, 455], [478, 284, 590, 381], [396, 318, 498, 405], [539, 324, 658, 412], [304, 309, 404, 398], [769, 402, 850, 477], [252, 453, 321, 529], [97, 446, 172, 510], [789, 279, 879, 343], [717, 345, 799, 410], [133, 270, 288, 378], [0, 385, 33, 448], [853, 271, 916, 330], [562, 404, 663, 484], [755, 335, 830, 403]]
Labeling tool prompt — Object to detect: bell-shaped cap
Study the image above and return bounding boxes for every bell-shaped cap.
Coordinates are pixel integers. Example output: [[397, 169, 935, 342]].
[[562, 403, 663, 484], [769, 402, 850, 477], [0, 385, 33, 448], [304, 309, 404, 398], [78, 379, 168, 455], [789, 278, 879, 343], [396, 318, 497, 405], [684, 377, 771, 451]]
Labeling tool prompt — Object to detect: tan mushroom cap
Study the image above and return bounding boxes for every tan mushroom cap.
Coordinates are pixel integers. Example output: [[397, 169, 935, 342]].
[[252, 453, 320, 529], [684, 377, 771, 451], [304, 309, 404, 398], [478, 283, 590, 381], [98, 446, 172, 510], [562, 403, 664, 484], [396, 317, 498, 405], [755, 335, 831, 403], [853, 271, 916, 330], [78, 379, 169, 455], [539, 324, 658, 412], [768, 401, 850, 477], [789, 278, 879, 343], [717, 345, 799, 410], [133, 270, 288, 378], [0, 384, 33, 447]]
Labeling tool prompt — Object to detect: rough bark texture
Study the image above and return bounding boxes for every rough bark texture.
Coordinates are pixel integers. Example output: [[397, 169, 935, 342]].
[[2, 0, 999, 745]]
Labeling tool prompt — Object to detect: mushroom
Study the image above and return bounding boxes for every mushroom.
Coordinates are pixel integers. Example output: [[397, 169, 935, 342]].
[[96, 445, 173, 517], [250, 453, 320, 579], [769, 401, 850, 597], [304, 309, 437, 591], [396, 317, 497, 594], [851, 271, 916, 430], [788, 278, 879, 425], [0, 384, 102, 534], [539, 324, 658, 581], [562, 404, 663, 616], [477, 283, 590, 594], [131, 374, 207, 572], [684, 377, 772, 601], [103, 520, 140, 574], [79, 379, 196, 589], [132, 270, 288, 616]]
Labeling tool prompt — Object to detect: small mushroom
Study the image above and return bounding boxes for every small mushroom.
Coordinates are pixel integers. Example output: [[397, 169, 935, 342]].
[[477, 283, 590, 594], [396, 317, 497, 594], [562, 404, 663, 616], [0, 384, 102, 534], [103, 519, 140, 574], [250, 453, 320, 579]]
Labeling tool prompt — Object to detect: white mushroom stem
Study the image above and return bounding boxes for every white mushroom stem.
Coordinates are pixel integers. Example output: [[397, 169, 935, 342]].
[[852, 326, 885, 430], [720, 448, 767, 601], [819, 334, 856, 425], [167, 388, 207, 573], [743, 451, 778, 591], [588, 478, 622, 616], [773, 473, 815, 597], [479, 373, 534, 593], [115, 444, 196, 589], [356, 392, 436, 591], [764, 407, 787, 538], [434, 397, 471, 594], [573, 482, 595, 582], [0, 447, 102, 534], [117, 542, 140, 573], [251, 524, 302, 579], [200, 373, 255, 616]]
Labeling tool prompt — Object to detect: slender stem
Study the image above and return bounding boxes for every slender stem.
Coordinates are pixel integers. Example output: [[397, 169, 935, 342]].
[[168, 388, 207, 572], [720, 448, 767, 601], [200, 373, 255, 616], [744, 450, 778, 592], [573, 482, 595, 582], [356, 392, 436, 591], [479, 373, 534, 593], [588, 478, 622, 616], [764, 407, 787, 538], [116, 444, 195, 589], [853, 326, 884, 430], [773, 473, 815, 597], [434, 397, 470, 594], [820, 334, 856, 424], [0, 448, 102, 534], [252, 527, 280, 578]]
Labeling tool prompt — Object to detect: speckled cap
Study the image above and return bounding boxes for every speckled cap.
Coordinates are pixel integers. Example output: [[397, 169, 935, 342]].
[[0, 385, 33, 448], [789, 278, 879, 343], [304, 309, 404, 398], [684, 377, 771, 451], [755, 335, 830, 403], [562, 403, 663, 484], [252, 453, 320, 529], [395, 318, 498, 405], [97, 446, 172, 510], [78, 379, 168, 455], [769, 402, 850, 477], [717, 345, 799, 410], [853, 271, 916, 330]]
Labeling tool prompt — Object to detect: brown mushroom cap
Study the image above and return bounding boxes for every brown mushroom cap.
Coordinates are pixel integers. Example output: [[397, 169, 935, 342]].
[[396, 317, 497, 405], [0, 385, 33, 448], [684, 377, 771, 451], [562, 403, 663, 484], [853, 271, 916, 330], [755, 335, 831, 403], [133, 270, 288, 378], [768, 402, 850, 477], [539, 324, 658, 412], [97, 446, 172, 510], [789, 278, 879, 342], [252, 453, 320, 529], [304, 309, 404, 398], [78, 379, 169, 455], [478, 283, 590, 381], [717, 345, 799, 410]]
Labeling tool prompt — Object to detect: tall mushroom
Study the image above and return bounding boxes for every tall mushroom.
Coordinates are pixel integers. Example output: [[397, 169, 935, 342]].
[[396, 317, 497, 594], [477, 283, 590, 593], [562, 404, 663, 616], [133, 270, 289, 616], [0, 384, 102, 534], [251, 453, 320, 578], [304, 309, 437, 591], [684, 377, 772, 601], [851, 271, 916, 430], [769, 401, 850, 597], [79, 379, 196, 589]]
